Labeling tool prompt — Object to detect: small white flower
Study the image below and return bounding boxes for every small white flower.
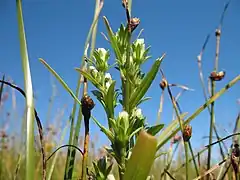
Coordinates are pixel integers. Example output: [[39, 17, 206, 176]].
[[135, 108, 142, 118], [119, 111, 129, 120], [106, 81, 111, 90], [89, 66, 96, 71], [135, 38, 144, 46], [89, 66, 98, 78], [132, 108, 144, 119], [105, 73, 112, 81], [107, 174, 115, 180], [97, 48, 107, 54]]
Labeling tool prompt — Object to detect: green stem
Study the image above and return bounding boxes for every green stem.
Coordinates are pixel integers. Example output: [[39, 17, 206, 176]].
[[207, 81, 215, 174], [184, 142, 189, 180], [188, 141, 199, 176], [207, 28, 221, 179], [119, 147, 126, 180], [166, 84, 189, 180]]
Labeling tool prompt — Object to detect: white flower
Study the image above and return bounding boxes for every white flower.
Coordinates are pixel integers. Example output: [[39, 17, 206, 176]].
[[97, 48, 107, 54], [105, 73, 112, 81], [119, 111, 129, 120], [89, 66, 96, 71], [135, 38, 144, 46], [89, 66, 98, 78], [132, 108, 144, 119], [107, 174, 115, 180], [106, 81, 111, 90]]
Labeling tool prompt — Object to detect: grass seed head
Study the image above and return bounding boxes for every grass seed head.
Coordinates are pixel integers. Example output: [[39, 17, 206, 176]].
[[183, 125, 192, 142]]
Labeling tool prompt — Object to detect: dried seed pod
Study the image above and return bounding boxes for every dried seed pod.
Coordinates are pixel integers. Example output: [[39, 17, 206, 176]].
[[209, 71, 225, 81], [215, 29, 221, 37], [81, 95, 95, 111], [232, 143, 240, 158], [183, 125, 192, 142], [122, 0, 128, 8], [128, 17, 140, 33], [160, 79, 168, 90], [81, 95, 95, 121]]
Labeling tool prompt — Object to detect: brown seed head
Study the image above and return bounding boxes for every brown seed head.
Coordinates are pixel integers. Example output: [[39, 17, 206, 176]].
[[215, 29, 221, 37], [81, 95, 95, 111], [210, 71, 225, 81], [160, 79, 168, 90], [128, 17, 140, 33], [183, 125, 192, 142]]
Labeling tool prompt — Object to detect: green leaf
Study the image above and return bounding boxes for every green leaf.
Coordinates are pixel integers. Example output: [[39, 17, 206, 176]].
[[91, 116, 114, 142], [39, 58, 81, 105], [123, 130, 157, 180], [129, 54, 165, 110], [17, 1, 35, 179], [147, 124, 164, 136], [106, 81, 116, 119], [103, 16, 122, 61], [136, 97, 152, 106], [75, 68, 105, 92]]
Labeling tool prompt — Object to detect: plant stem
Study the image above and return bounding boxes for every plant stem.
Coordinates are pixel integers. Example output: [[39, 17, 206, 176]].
[[188, 141, 199, 176], [64, 1, 103, 178], [119, 146, 126, 180], [207, 28, 221, 179], [165, 83, 189, 180]]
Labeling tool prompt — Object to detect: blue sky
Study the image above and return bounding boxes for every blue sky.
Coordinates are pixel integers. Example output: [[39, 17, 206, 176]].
[[0, 0, 240, 158]]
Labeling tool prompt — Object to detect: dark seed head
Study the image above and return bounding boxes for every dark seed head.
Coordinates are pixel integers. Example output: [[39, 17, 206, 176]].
[[209, 71, 225, 81], [81, 95, 95, 111], [183, 125, 192, 142], [215, 29, 221, 37], [160, 79, 168, 90], [128, 17, 140, 33]]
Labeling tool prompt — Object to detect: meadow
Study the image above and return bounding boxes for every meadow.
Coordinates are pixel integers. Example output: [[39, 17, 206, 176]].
[[0, 0, 240, 180]]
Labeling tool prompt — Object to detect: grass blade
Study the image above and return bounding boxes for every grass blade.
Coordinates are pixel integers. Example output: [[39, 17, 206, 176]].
[[39, 58, 81, 105], [16, 0, 35, 179]]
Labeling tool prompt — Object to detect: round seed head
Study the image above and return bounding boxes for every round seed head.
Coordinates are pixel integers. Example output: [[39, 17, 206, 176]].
[[183, 125, 192, 142], [81, 95, 95, 111], [160, 79, 168, 90]]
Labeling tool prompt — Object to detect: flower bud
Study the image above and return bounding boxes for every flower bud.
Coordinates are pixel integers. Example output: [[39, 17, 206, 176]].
[[105, 73, 112, 82], [89, 66, 98, 78]]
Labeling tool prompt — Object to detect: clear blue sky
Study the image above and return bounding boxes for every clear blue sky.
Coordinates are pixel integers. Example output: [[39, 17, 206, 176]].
[[0, 0, 240, 157]]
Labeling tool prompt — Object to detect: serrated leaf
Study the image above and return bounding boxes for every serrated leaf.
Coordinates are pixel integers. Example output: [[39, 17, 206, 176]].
[[123, 130, 157, 180], [103, 16, 122, 61], [147, 124, 164, 136], [129, 54, 165, 110]]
